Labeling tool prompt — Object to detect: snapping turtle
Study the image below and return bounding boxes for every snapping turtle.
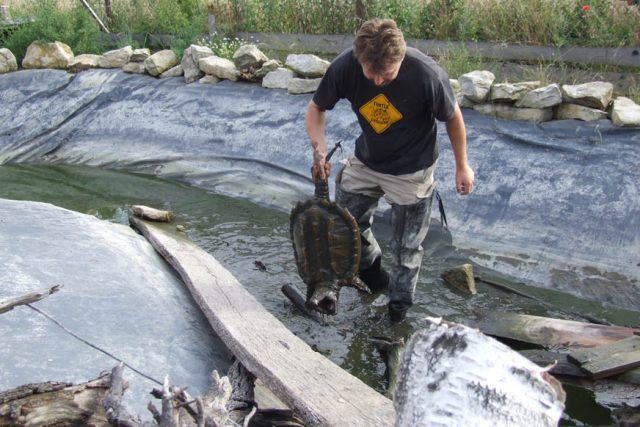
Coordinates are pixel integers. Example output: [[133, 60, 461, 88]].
[[290, 144, 369, 315]]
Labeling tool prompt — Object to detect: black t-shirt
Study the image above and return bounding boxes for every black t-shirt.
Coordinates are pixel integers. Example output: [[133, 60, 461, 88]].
[[313, 47, 456, 175]]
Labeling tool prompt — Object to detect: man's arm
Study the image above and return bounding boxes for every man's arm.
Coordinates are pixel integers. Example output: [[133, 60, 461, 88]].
[[445, 105, 475, 195], [306, 99, 331, 181]]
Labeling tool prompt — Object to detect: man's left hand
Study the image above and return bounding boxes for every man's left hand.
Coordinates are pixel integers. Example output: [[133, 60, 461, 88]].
[[456, 164, 475, 195]]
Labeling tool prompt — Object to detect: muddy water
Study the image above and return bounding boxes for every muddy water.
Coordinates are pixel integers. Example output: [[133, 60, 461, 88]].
[[1, 164, 638, 426]]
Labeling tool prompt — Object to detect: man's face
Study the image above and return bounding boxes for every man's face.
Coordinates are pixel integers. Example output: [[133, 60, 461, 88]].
[[361, 60, 403, 87]]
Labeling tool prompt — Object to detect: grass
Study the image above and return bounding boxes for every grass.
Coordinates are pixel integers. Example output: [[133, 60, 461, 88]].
[[1, 0, 638, 101], [205, 0, 640, 48]]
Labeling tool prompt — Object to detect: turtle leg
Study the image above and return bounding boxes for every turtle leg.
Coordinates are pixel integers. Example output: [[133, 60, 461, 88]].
[[388, 195, 433, 322]]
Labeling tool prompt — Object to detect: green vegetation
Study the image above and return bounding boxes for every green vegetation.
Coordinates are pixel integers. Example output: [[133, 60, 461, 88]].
[[1, 0, 638, 100], [1, 0, 209, 62], [206, 0, 639, 48]]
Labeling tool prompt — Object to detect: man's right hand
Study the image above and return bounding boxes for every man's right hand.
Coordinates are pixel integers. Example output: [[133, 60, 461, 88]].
[[311, 158, 332, 182]]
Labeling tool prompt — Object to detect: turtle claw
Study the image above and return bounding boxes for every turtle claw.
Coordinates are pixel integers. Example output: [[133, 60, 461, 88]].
[[350, 277, 372, 294]]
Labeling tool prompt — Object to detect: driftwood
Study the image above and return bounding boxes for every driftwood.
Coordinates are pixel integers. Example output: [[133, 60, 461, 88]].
[[0, 371, 111, 426], [394, 318, 566, 427], [131, 205, 176, 223], [472, 312, 639, 348], [129, 215, 395, 426], [103, 361, 303, 427], [0, 284, 61, 314], [281, 283, 325, 324]]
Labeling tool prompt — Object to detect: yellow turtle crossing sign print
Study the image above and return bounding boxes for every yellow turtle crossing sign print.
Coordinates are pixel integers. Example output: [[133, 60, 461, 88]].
[[359, 94, 403, 134]]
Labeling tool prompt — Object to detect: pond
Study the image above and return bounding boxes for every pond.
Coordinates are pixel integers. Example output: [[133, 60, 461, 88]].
[[1, 163, 637, 425]]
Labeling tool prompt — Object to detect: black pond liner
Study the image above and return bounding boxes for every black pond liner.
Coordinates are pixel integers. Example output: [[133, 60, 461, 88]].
[[0, 67, 638, 311]]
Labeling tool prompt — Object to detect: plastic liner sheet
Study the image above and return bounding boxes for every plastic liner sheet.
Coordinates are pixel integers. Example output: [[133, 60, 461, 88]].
[[0, 69, 638, 309], [0, 198, 227, 417]]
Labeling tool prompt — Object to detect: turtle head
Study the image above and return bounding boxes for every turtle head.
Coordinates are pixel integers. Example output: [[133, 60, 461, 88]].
[[306, 282, 339, 315]]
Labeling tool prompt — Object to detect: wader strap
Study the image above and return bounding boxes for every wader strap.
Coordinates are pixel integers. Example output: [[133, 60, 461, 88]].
[[435, 189, 448, 230]]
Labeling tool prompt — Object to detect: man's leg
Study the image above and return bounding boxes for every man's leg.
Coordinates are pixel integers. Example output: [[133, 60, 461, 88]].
[[388, 195, 433, 322], [335, 172, 389, 291]]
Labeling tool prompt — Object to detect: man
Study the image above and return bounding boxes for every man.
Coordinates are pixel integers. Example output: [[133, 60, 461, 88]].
[[305, 18, 474, 322]]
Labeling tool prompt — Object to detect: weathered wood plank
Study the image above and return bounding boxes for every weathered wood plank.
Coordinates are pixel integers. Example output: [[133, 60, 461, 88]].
[[129, 216, 395, 427], [568, 336, 640, 379], [0, 285, 61, 314], [472, 312, 640, 349]]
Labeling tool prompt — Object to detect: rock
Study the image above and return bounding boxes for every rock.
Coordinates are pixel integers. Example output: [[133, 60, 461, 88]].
[[285, 54, 330, 78], [199, 56, 240, 81], [449, 78, 460, 92], [0, 48, 18, 73], [69, 54, 101, 71], [130, 48, 151, 62], [144, 49, 178, 77], [459, 70, 495, 102], [232, 44, 268, 70], [555, 103, 608, 122], [22, 41, 74, 69], [516, 83, 562, 109], [199, 75, 221, 85], [160, 64, 183, 78], [122, 61, 146, 74], [474, 103, 553, 122], [255, 59, 281, 79], [182, 44, 214, 84], [441, 264, 476, 295], [288, 77, 321, 94], [262, 68, 294, 89], [562, 81, 613, 110], [611, 97, 640, 127], [98, 46, 133, 68], [457, 95, 476, 109], [490, 81, 541, 103]]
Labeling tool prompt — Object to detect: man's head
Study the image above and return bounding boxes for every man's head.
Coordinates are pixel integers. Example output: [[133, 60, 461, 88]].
[[353, 19, 406, 86]]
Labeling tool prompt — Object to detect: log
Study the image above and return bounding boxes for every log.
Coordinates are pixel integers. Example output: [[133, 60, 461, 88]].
[[568, 336, 640, 379], [0, 284, 61, 314], [0, 372, 111, 426], [394, 318, 566, 427], [281, 283, 325, 324], [131, 205, 176, 222], [472, 312, 640, 348], [129, 215, 395, 427]]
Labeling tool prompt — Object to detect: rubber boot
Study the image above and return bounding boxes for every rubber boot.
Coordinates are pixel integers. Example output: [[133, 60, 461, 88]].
[[358, 256, 390, 292], [388, 195, 433, 321]]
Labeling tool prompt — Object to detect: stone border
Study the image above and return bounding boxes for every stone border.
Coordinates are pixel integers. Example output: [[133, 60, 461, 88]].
[[0, 40, 638, 127]]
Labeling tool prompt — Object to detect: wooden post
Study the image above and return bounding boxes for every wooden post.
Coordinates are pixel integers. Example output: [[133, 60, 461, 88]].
[[104, 0, 113, 27], [355, 0, 365, 31]]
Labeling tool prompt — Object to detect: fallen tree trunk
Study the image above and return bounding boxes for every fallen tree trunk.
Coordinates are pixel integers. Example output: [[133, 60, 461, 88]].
[[394, 318, 566, 427]]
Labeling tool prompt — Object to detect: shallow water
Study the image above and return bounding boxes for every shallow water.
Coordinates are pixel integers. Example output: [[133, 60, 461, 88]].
[[1, 164, 638, 425]]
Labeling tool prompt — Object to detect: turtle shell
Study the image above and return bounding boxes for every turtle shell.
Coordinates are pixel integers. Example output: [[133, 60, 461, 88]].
[[290, 197, 361, 287]]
